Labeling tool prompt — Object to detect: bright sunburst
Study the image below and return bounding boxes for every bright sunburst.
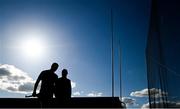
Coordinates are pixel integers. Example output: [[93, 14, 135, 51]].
[[20, 38, 45, 58]]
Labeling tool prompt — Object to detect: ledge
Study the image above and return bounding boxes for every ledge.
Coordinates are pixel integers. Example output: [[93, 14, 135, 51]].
[[0, 97, 125, 108]]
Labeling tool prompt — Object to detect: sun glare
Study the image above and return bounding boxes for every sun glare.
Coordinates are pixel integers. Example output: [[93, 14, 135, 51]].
[[5, 17, 56, 60], [21, 38, 45, 58]]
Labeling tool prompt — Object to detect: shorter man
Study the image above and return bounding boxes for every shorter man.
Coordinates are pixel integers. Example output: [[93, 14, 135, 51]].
[[55, 69, 72, 103]]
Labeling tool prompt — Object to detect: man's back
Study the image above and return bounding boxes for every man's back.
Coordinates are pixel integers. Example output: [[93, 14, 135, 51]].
[[39, 70, 58, 98], [55, 77, 71, 100]]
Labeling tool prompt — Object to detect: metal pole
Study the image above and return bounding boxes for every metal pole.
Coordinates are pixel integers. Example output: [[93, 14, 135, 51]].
[[111, 8, 114, 97], [118, 40, 122, 100]]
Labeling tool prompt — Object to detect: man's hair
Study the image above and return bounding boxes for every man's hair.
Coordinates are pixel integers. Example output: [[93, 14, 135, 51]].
[[51, 63, 59, 70], [62, 69, 68, 77]]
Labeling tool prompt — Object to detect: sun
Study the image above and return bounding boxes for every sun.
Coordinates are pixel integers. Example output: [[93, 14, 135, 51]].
[[21, 38, 45, 58]]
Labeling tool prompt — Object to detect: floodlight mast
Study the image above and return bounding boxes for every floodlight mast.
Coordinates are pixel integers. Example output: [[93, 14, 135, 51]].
[[119, 40, 122, 100], [110, 8, 114, 97]]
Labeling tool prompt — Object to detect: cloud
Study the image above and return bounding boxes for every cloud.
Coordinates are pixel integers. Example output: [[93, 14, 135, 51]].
[[0, 64, 34, 94], [18, 82, 34, 92], [73, 91, 81, 96], [141, 101, 180, 108], [141, 102, 149, 108], [87, 91, 103, 97], [71, 81, 76, 88], [130, 88, 148, 97], [0, 64, 77, 94], [130, 88, 167, 98], [122, 97, 136, 106]]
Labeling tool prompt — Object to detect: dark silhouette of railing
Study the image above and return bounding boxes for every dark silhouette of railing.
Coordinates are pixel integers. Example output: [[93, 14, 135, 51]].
[[0, 97, 124, 108]]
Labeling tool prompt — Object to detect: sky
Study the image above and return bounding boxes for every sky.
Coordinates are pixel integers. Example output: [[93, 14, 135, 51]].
[[0, 0, 152, 108]]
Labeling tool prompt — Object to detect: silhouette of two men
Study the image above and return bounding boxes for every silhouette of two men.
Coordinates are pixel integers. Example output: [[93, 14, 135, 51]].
[[32, 63, 71, 107]]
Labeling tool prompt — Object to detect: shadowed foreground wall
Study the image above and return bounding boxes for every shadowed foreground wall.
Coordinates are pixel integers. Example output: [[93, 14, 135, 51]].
[[0, 97, 124, 108]]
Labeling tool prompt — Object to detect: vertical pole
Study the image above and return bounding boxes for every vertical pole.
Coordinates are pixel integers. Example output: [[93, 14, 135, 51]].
[[111, 8, 114, 97], [119, 40, 122, 100]]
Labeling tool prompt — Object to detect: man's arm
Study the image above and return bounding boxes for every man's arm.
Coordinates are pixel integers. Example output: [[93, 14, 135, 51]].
[[53, 75, 58, 98], [32, 72, 42, 96]]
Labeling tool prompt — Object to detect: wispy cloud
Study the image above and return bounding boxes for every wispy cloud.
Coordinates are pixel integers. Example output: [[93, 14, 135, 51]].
[[73, 91, 81, 96], [0, 64, 34, 94], [130, 88, 167, 98], [87, 91, 103, 97], [122, 97, 138, 106], [141, 101, 180, 108]]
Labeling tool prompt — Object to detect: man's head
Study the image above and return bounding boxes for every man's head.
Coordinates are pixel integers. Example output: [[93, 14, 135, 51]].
[[50, 63, 59, 72], [62, 69, 68, 78]]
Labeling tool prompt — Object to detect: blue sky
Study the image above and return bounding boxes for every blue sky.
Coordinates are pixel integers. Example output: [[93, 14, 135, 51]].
[[0, 0, 151, 107]]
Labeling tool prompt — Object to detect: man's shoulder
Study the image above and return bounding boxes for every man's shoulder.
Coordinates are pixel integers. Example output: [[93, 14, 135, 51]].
[[67, 78, 71, 81], [41, 70, 49, 73], [55, 77, 62, 83], [58, 77, 63, 80], [39, 70, 47, 75], [66, 78, 71, 84], [57, 77, 65, 81], [57, 77, 70, 79], [54, 73, 58, 78]]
